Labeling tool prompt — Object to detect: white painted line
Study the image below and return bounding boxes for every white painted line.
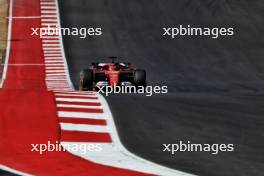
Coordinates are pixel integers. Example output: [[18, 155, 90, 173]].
[[45, 62, 63, 64], [46, 73, 66, 76], [43, 50, 61, 54], [46, 80, 67, 82], [43, 47, 61, 49], [46, 78, 67, 80], [45, 64, 64, 66], [41, 12, 56, 15], [47, 81, 69, 84], [45, 70, 66, 73], [46, 78, 67, 81], [45, 60, 63, 63], [53, 90, 95, 94], [43, 47, 60, 50], [47, 85, 70, 87], [46, 74, 67, 76], [44, 53, 62, 56], [57, 104, 102, 109], [43, 51, 61, 54], [41, 18, 58, 22], [46, 77, 67, 80], [43, 49, 61, 51], [49, 88, 71, 90], [44, 56, 63, 62], [60, 123, 108, 133], [58, 111, 105, 119], [55, 93, 97, 97], [0, 0, 13, 88], [47, 83, 68, 86], [47, 84, 69, 86], [45, 63, 64, 66], [41, 23, 58, 26], [48, 85, 69, 87], [44, 56, 63, 59], [48, 87, 71, 89], [49, 88, 72, 91], [48, 87, 70, 89], [43, 48, 61, 54], [56, 98, 99, 103], [45, 67, 65, 70], [41, 10, 56, 13], [45, 70, 65, 73], [46, 74, 66, 76], [40, 2, 56, 5], [44, 54, 63, 57], [44, 56, 63, 58], [41, 15, 57, 18], [46, 79, 68, 82], [43, 48, 61, 51], [43, 48, 60, 50], [43, 43, 60, 46], [41, 36, 59, 39], [47, 82, 69, 85], [47, 81, 69, 83], [45, 61, 63, 63], [42, 39, 60, 43], [45, 62, 64, 65], [47, 79, 68, 81], [41, 6, 56, 9], [40, 3, 56, 6], [41, 22, 58, 25]]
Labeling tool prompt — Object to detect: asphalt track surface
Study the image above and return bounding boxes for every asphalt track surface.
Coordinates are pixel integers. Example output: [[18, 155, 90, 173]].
[[59, 1, 264, 176], [0, 170, 18, 176]]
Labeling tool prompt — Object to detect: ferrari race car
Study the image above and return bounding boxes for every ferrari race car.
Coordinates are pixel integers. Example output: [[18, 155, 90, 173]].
[[79, 58, 146, 91]]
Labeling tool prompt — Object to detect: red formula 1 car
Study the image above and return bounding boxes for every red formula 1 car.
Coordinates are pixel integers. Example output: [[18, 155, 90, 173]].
[[79, 58, 146, 91]]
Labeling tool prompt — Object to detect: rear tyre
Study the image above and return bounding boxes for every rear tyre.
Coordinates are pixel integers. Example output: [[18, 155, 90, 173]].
[[79, 69, 94, 91], [133, 69, 146, 87]]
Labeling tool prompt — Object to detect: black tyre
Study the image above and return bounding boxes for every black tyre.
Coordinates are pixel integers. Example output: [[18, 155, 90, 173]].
[[133, 69, 146, 87], [79, 69, 94, 91]]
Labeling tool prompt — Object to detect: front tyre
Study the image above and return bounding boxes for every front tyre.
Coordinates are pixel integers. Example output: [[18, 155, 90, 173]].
[[133, 69, 146, 87], [79, 69, 94, 91]]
